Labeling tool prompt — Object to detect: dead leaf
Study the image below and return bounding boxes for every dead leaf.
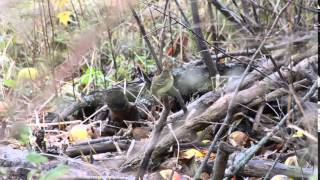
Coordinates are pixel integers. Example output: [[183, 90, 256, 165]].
[[180, 149, 205, 159], [284, 156, 298, 166], [228, 131, 249, 147], [159, 169, 181, 180]]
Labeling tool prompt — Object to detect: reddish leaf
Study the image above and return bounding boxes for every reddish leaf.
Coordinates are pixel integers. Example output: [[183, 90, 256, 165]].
[[167, 47, 175, 56]]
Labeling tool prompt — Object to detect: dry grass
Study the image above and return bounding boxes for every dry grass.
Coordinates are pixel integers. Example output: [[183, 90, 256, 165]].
[[1, 0, 139, 121]]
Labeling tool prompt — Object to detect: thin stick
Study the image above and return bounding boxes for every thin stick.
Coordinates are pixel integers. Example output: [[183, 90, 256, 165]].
[[189, 0, 217, 78], [212, 142, 230, 179], [29, 120, 82, 127], [225, 81, 317, 176], [193, 2, 291, 178], [173, 0, 190, 26], [107, 29, 118, 80], [136, 96, 171, 179], [129, 4, 162, 72]]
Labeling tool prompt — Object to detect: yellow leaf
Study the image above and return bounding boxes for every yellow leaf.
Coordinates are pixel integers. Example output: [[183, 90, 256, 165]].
[[292, 130, 304, 138], [53, 0, 69, 8], [69, 124, 90, 143], [201, 140, 210, 144], [17, 67, 39, 81], [57, 11, 72, 26], [181, 149, 205, 159]]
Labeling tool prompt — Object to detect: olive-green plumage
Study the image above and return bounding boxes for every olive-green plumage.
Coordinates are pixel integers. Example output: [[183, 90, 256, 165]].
[[150, 69, 174, 97], [151, 65, 188, 113]]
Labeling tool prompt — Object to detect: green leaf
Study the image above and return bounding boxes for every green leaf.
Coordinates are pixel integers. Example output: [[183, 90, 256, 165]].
[[145, 59, 156, 71], [26, 152, 48, 165], [80, 67, 104, 86], [3, 79, 15, 87], [80, 73, 90, 85], [40, 164, 69, 180], [12, 123, 31, 145]]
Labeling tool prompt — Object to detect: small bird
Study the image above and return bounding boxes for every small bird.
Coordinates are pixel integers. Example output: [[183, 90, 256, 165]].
[[150, 69, 174, 98], [151, 68, 188, 113]]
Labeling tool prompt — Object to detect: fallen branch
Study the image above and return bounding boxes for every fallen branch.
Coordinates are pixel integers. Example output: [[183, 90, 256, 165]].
[[194, 3, 291, 177], [211, 142, 232, 179], [65, 140, 130, 157], [208, 143, 313, 178], [229, 159, 313, 178], [120, 52, 316, 171], [225, 81, 317, 176]]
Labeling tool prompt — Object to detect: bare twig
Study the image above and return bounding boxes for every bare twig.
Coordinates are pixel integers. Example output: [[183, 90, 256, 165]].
[[0, 120, 6, 138], [136, 96, 171, 179], [212, 142, 231, 180], [189, 0, 217, 78], [225, 81, 317, 176], [209, 0, 253, 34], [113, 54, 315, 172], [143, 2, 235, 65], [267, 55, 287, 84], [107, 29, 118, 80], [252, 103, 266, 132], [70, 0, 81, 28], [129, 4, 162, 72], [173, 0, 190, 26], [287, 124, 318, 142], [157, 0, 169, 62], [263, 139, 289, 179], [193, 2, 291, 178]]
